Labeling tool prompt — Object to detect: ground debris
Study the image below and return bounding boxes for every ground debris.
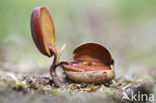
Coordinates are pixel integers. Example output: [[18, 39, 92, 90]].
[[0, 70, 155, 103]]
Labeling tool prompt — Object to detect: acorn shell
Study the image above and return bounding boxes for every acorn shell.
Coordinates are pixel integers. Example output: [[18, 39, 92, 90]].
[[62, 43, 115, 83], [65, 69, 115, 83], [73, 43, 114, 66]]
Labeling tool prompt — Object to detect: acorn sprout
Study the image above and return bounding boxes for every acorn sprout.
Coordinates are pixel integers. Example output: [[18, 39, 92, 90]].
[[30, 7, 115, 87]]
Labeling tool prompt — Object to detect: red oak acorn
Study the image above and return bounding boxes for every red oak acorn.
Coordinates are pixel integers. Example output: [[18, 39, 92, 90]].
[[30, 7, 115, 87]]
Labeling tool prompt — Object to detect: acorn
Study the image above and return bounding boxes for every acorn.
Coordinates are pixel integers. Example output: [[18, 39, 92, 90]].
[[61, 43, 115, 83], [30, 6, 115, 87]]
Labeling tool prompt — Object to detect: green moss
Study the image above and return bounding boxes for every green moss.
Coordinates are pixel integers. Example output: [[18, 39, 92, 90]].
[[52, 90, 61, 97], [103, 88, 114, 96], [12, 82, 27, 89], [41, 86, 53, 92]]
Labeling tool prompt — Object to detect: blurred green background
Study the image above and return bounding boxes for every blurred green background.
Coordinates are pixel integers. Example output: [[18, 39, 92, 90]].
[[0, 0, 156, 73]]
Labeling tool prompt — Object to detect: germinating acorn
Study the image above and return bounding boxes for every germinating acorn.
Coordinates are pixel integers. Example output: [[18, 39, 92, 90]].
[[30, 6, 115, 87]]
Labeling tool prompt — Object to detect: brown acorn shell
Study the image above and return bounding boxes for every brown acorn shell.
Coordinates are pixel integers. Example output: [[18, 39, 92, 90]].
[[73, 43, 114, 66], [62, 43, 115, 83], [65, 68, 115, 83]]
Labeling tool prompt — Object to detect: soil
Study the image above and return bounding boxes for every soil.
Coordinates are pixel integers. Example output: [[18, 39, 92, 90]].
[[0, 62, 155, 103]]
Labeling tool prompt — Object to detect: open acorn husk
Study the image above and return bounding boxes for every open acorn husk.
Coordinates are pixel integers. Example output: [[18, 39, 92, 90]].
[[61, 43, 115, 84]]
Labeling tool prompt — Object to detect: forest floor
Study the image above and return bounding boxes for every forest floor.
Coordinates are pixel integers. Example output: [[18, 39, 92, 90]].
[[0, 61, 155, 103]]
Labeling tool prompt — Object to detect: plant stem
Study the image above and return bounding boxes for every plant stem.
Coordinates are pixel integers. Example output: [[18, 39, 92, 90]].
[[55, 60, 73, 67], [50, 55, 66, 87], [48, 45, 66, 87]]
